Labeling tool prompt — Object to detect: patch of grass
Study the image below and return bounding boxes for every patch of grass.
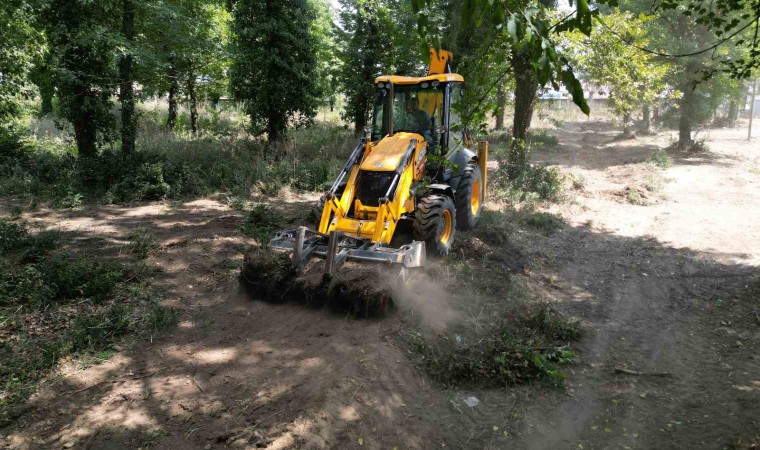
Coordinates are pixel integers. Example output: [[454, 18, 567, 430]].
[[0, 220, 175, 426], [402, 303, 581, 388], [492, 160, 566, 204], [570, 173, 586, 191], [525, 212, 565, 234], [648, 149, 673, 168], [125, 226, 160, 259], [2, 118, 351, 206], [527, 129, 560, 148], [749, 168, 760, 176], [241, 204, 284, 244], [626, 189, 645, 205]]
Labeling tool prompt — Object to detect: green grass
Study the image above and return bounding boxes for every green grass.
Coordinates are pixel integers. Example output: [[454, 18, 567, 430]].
[[648, 149, 673, 168], [0, 220, 175, 426], [401, 303, 581, 388], [525, 212, 566, 234], [125, 226, 160, 259], [1, 109, 352, 207], [240, 204, 285, 245]]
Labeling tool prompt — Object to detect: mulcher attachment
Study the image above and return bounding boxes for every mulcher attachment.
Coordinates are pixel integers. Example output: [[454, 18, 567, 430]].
[[270, 226, 426, 277]]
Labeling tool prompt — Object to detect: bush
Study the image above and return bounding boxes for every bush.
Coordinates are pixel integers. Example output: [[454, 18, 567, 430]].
[[526, 212, 566, 234], [241, 204, 284, 244], [1, 119, 352, 206], [649, 149, 673, 168], [403, 304, 581, 387], [493, 160, 565, 203]]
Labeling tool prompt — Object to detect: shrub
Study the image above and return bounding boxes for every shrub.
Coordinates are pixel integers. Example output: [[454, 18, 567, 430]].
[[493, 159, 565, 203], [125, 226, 160, 259], [526, 212, 566, 234], [649, 149, 672, 168], [403, 304, 581, 387], [527, 129, 559, 148], [241, 204, 284, 244]]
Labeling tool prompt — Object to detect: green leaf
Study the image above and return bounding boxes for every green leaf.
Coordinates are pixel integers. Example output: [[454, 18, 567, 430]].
[[576, 0, 592, 36], [561, 70, 590, 115], [507, 17, 517, 41]]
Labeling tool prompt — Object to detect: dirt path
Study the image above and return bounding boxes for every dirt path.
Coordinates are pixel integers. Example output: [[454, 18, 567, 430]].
[[2, 121, 759, 449]]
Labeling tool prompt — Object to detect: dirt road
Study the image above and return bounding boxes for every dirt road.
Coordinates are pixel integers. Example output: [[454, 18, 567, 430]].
[[2, 121, 758, 449]]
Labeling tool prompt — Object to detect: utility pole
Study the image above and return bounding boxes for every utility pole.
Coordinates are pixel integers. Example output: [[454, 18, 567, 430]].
[[750, 78, 757, 141]]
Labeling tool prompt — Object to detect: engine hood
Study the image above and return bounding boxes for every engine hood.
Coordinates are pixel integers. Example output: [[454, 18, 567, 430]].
[[360, 132, 423, 172]]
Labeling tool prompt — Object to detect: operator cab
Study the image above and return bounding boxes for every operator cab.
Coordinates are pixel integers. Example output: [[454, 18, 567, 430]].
[[371, 75, 469, 158], [371, 48, 472, 159]]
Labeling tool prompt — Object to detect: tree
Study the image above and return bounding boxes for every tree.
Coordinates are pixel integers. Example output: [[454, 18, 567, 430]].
[[139, 0, 231, 133], [0, 1, 42, 127], [336, 0, 387, 134], [120, 0, 137, 154], [564, 11, 670, 136], [42, 0, 121, 158], [231, 0, 318, 143]]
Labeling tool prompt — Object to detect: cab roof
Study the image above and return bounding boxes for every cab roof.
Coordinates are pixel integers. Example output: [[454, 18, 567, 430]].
[[373, 73, 464, 85]]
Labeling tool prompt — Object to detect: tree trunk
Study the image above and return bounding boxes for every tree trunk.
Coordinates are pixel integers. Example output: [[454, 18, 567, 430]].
[[642, 104, 652, 133], [508, 48, 538, 180], [267, 110, 285, 144], [167, 62, 178, 130], [727, 100, 739, 127], [73, 109, 97, 158], [494, 83, 506, 131], [120, 0, 136, 155], [39, 86, 54, 116], [653, 106, 660, 122], [678, 85, 695, 148], [186, 71, 197, 134], [623, 112, 632, 136]]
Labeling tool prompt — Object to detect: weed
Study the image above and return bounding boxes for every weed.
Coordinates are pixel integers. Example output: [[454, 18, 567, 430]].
[[570, 173, 586, 190], [402, 303, 581, 388], [626, 190, 645, 205], [525, 212, 565, 234], [492, 160, 565, 203], [125, 226, 160, 259], [648, 149, 672, 168], [527, 129, 560, 148], [241, 204, 284, 244], [642, 174, 664, 193]]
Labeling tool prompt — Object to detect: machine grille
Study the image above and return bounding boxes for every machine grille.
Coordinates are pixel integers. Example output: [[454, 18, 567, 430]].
[[355, 170, 395, 207]]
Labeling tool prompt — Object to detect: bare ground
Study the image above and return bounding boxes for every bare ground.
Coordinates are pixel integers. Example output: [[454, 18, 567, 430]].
[[2, 121, 759, 449]]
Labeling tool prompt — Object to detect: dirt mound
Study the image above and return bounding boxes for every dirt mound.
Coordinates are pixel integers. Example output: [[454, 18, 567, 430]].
[[240, 248, 394, 317]]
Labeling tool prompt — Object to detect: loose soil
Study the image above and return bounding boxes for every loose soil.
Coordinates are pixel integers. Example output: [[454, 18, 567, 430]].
[[2, 120, 759, 449]]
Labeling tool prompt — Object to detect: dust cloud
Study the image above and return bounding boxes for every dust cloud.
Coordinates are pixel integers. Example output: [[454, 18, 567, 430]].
[[391, 269, 461, 331]]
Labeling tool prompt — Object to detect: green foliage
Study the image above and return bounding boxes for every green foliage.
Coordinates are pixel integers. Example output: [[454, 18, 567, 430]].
[[495, 153, 565, 203], [648, 149, 673, 168], [336, 0, 430, 133], [525, 211, 565, 234], [125, 226, 160, 259], [416, 0, 619, 116], [527, 129, 559, 147], [40, 0, 121, 157], [230, 0, 319, 142], [1, 118, 350, 205], [0, 222, 175, 426], [0, 0, 43, 121], [241, 205, 284, 244], [402, 304, 580, 387], [563, 11, 670, 132]]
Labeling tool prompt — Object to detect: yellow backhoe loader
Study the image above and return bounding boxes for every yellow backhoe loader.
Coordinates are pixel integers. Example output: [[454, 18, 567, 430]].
[[271, 48, 488, 276]]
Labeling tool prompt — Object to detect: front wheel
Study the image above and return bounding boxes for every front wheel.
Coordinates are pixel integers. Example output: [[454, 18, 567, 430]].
[[413, 194, 456, 257], [454, 163, 483, 231]]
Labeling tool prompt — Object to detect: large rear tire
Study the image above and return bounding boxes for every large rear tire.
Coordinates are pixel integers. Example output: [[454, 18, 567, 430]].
[[413, 194, 456, 257], [455, 163, 483, 231]]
